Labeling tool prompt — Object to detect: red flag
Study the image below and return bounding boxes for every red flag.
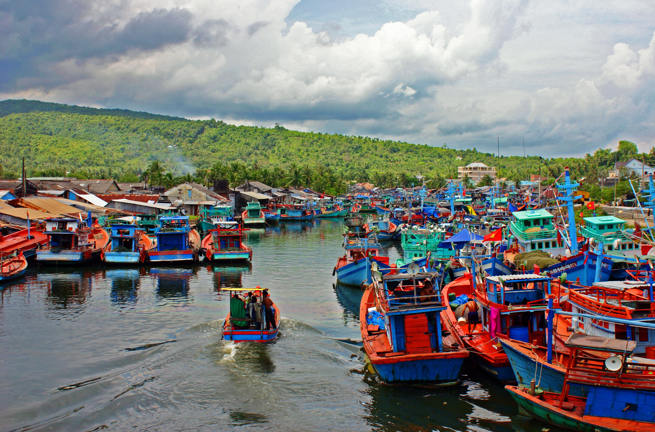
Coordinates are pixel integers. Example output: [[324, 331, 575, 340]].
[[483, 228, 502, 242], [534, 264, 540, 274], [586, 201, 595, 210], [579, 211, 584, 218]]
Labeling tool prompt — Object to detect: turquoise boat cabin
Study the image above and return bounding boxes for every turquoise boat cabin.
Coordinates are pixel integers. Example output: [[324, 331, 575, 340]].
[[580, 216, 638, 254], [509, 209, 567, 256]]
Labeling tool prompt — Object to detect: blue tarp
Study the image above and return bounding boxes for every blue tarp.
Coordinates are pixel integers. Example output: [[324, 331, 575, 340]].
[[366, 310, 386, 329], [451, 294, 469, 306], [509, 202, 518, 212], [438, 229, 483, 250]]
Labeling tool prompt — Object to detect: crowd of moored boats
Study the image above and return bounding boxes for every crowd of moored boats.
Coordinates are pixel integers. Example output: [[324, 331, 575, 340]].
[[3, 168, 655, 431]]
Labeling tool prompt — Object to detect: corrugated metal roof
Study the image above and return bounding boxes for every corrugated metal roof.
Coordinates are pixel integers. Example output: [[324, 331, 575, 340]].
[[112, 199, 173, 210], [240, 191, 271, 200], [0, 207, 56, 220], [486, 274, 550, 282], [70, 191, 108, 207], [19, 198, 82, 215]]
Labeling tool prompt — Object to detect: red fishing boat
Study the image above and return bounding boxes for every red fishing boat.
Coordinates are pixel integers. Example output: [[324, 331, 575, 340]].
[[441, 273, 559, 383], [0, 251, 28, 285], [0, 227, 48, 260], [361, 271, 469, 383]]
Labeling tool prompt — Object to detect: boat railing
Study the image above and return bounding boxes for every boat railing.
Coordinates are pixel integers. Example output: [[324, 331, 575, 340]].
[[579, 226, 632, 242], [567, 287, 649, 318], [509, 222, 557, 241], [566, 349, 655, 391]]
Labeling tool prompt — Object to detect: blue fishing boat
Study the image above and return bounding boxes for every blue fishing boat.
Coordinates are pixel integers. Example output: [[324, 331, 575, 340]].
[[361, 271, 469, 383], [223, 288, 280, 342], [36, 217, 110, 265], [104, 224, 154, 264], [278, 204, 314, 221], [147, 216, 200, 264], [364, 216, 397, 241], [506, 334, 655, 432], [334, 237, 389, 287]]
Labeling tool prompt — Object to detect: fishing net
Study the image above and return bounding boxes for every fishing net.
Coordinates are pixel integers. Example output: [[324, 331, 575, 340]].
[[513, 250, 559, 270]]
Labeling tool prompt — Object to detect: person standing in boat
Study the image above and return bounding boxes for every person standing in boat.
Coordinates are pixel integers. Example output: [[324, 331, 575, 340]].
[[251, 296, 262, 329], [462, 298, 479, 334], [263, 290, 275, 330]]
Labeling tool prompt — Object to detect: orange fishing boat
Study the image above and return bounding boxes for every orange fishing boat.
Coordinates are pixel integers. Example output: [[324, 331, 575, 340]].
[[0, 251, 28, 285]]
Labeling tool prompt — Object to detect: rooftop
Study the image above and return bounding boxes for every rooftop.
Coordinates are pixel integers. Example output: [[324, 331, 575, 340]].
[[584, 216, 626, 225], [512, 209, 554, 220]]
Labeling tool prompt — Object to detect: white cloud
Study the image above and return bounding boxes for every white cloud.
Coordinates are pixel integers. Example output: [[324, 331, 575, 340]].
[[1, 0, 655, 157]]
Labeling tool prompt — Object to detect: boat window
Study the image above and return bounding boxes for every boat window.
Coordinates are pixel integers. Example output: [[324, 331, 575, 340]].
[[537, 242, 543, 249], [638, 328, 649, 342], [524, 220, 532, 227], [608, 245, 613, 251]]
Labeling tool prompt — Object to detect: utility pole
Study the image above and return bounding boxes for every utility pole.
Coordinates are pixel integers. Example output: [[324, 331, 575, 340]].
[[497, 137, 500, 159], [523, 138, 525, 158]]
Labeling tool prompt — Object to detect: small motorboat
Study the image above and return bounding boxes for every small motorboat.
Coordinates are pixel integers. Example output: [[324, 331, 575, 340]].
[[222, 288, 280, 343], [0, 251, 28, 285]]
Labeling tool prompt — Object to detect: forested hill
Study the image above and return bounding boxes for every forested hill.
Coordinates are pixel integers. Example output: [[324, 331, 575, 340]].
[[0, 99, 645, 193], [0, 100, 183, 121]]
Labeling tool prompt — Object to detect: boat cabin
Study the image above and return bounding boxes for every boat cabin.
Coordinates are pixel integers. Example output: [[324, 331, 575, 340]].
[[155, 216, 190, 252], [209, 227, 246, 251], [581, 216, 638, 254], [109, 225, 140, 252], [400, 227, 454, 262], [344, 238, 382, 262], [377, 272, 446, 354], [44, 218, 91, 250], [480, 274, 552, 345], [244, 202, 263, 218], [509, 209, 567, 255]]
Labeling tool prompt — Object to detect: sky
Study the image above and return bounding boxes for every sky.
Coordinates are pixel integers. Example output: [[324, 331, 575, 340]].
[[1, 0, 654, 157]]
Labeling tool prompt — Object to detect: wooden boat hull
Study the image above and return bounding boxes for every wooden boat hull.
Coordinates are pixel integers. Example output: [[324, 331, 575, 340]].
[[366, 353, 466, 384], [279, 215, 314, 221], [36, 249, 102, 264], [506, 385, 654, 432], [500, 338, 588, 397], [206, 251, 251, 262], [544, 252, 613, 283], [104, 251, 145, 264], [335, 257, 389, 287], [147, 250, 198, 263], [0, 254, 28, 284], [0, 229, 48, 260], [243, 218, 267, 226]]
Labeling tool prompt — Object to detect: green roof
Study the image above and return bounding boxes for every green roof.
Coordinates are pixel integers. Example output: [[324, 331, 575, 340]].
[[583, 216, 625, 225], [512, 209, 553, 220]]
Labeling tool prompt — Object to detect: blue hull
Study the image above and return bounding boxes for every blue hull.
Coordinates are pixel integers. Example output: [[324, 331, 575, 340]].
[[545, 253, 612, 283], [36, 250, 99, 264], [104, 251, 141, 264], [148, 251, 197, 263], [371, 356, 465, 383], [223, 328, 279, 342], [500, 339, 587, 396], [0, 268, 27, 285], [336, 258, 389, 287]]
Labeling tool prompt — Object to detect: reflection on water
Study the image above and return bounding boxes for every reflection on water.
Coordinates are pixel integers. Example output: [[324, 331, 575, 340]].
[[208, 264, 250, 291], [150, 267, 196, 300], [333, 282, 363, 326], [38, 269, 94, 318], [106, 268, 142, 307]]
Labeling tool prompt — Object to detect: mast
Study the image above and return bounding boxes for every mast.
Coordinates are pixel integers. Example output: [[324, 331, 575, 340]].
[[555, 167, 580, 255]]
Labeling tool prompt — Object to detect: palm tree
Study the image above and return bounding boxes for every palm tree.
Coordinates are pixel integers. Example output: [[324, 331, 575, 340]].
[[478, 174, 493, 187]]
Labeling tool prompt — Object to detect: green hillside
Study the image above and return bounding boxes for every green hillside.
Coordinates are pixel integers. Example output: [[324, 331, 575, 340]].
[[0, 99, 650, 194]]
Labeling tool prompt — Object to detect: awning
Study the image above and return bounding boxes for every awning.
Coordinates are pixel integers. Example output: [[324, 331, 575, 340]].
[[438, 229, 484, 250]]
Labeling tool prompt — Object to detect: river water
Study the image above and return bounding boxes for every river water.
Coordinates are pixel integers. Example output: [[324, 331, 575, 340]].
[[1, 220, 553, 431]]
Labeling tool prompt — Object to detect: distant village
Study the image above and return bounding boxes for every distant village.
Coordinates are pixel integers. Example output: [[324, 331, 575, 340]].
[[0, 156, 653, 229]]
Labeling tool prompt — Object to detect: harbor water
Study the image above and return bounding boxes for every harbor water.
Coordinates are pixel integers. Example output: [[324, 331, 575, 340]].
[[1, 220, 555, 431]]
